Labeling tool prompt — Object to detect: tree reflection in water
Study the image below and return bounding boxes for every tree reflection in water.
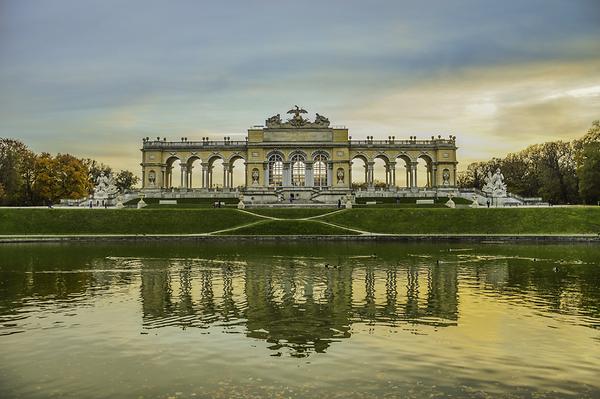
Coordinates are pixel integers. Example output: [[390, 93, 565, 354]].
[[1, 243, 599, 355]]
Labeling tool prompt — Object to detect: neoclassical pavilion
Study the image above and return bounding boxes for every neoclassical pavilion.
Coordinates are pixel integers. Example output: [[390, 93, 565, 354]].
[[140, 107, 458, 202]]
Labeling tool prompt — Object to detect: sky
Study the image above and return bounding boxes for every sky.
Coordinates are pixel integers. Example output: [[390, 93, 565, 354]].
[[0, 0, 599, 176]]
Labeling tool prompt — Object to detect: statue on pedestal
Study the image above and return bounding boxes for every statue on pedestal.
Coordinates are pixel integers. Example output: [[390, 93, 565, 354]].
[[93, 172, 119, 201], [445, 193, 456, 208], [482, 168, 507, 197]]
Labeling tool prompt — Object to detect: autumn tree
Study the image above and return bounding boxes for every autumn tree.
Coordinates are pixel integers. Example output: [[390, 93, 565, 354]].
[[576, 121, 600, 204], [114, 170, 140, 191], [0, 138, 36, 205], [33, 153, 91, 203]]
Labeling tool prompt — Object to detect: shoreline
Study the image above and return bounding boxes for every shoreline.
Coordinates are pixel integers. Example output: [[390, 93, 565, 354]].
[[1, 234, 598, 243]]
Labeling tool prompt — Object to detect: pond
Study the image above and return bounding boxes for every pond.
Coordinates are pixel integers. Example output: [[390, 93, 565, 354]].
[[1, 242, 599, 398]]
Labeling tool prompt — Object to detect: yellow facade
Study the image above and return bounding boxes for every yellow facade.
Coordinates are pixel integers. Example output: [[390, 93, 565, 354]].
[[140, 108, 458, 193]]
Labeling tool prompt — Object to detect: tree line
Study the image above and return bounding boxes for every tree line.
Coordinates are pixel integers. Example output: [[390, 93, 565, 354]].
[[0, 138, 139, 206], [458, 121, 600, 204]]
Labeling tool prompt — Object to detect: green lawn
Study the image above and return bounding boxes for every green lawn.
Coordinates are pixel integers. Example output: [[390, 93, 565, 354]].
[[0, 209, 260, 235], [322, 208, 600, 234], [124, 197, 239, 208], [353, 196, 471, 208], [243, 208, 337, 219], [218, 219, 358, 235], [1, 207, 598, 236]]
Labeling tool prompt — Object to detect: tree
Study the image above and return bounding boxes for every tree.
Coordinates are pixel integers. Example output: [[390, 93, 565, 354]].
[[33, 153, 91, 203], [576, 121, 600, 204], [0, 138, 36, 205], [115, 170, 140, 192], [578, 142, 600, 204], [457, 162, 487, 189]]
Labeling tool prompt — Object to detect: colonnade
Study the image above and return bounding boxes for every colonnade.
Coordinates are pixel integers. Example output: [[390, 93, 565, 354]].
[[353, 159, 435, 189], [164, 161, 241, 190]]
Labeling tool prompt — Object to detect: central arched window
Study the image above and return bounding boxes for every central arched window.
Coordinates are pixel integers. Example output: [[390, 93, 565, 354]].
[[268, 153, 283, 186], [314, 153, 328, 187], [291, 154, 306, 186]]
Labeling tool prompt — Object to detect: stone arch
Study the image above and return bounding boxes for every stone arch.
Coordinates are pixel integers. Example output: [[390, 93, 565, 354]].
[[290, 152, 306, 186], [203, 154, 225, 189], [416, 153, 434, 188], [350, 154, 369, 188], [372, 154, 391, 189], [311, 150, 330, 161], [313, 151, 329, 187], [394, 154, 412, 188], [267, 152, 284, 186], [186, 155, 203, 189], [288, 149, 308, 160], [165, 155, 181, 189], [228, 154, 246, 189]]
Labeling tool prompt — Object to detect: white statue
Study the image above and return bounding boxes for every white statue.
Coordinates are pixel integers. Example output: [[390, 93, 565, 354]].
[[445, 193, 456, 208], [470, 193, 479, 208], [482, 168, 507, 197], [94, 171, 119, 199]]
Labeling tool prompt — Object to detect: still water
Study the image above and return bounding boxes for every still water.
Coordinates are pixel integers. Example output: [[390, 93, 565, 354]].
[[1, 242, 599, 398]]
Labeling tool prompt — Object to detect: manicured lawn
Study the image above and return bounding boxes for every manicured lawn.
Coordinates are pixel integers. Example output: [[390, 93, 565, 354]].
[[244, 208, 338, 219], [218, 220, 358, 235], [322, 208, 600, 234], [354, 196, 472, 205], [2, 207, 598, 236], [0, 209, 260, 235], [124, 197, 239, 208]]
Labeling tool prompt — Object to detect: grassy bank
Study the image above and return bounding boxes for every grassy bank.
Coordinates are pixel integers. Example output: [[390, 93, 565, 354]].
[[123, 197, 239, 208], [243, 208, 337, 219], [0, 209, 260, 235], [218, 220, 358, 235], [1, 207, 599, 236], [322, 208, 600, 234]]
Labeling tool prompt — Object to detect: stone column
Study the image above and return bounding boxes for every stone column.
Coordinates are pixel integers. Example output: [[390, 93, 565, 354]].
[[263, 163, 269, 187], [367, 162, 374, 189], [389, 162, 396, 188], [348, 161, 353, 188], [283, 162, 291, 187], [222, 162, 229, 189], [160, 167, 166, 189], [180, 164, 187, 189], [188, 166, 193, 188], [305, 161, 314, 187], [142, 170, 146, 189], [327, 162, 333, 187], [228, 165, 234, 188], [432, 163, 437, 188], [201, 165, 208, 189], [411, 162, 418, 189]]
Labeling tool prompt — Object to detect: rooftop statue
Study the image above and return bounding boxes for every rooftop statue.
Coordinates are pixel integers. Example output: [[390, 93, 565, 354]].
[[287, 105, 308, 126], [265, 106, 330, 128]]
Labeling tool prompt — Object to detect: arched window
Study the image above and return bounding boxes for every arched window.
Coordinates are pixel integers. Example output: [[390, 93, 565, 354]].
[[314, 153, 328, 187], [291, 154, 306, 186], [268, 153, 283, 186]]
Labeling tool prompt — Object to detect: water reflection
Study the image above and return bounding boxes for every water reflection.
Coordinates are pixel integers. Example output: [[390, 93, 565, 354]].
[[3, 243, 598, 355]]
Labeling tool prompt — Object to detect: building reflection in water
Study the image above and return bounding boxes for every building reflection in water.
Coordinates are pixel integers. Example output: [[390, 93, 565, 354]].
[[2, 246, 599, 355], [139, 257, 459, 356]]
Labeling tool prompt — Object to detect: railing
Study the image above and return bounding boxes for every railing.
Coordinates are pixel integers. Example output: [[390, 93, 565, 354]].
[[349, 139, 455, 146], [143, 140, 247, 149]]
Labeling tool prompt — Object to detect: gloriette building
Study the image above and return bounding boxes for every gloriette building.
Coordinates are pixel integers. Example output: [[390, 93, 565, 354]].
[[140, 106, 458, 203]]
